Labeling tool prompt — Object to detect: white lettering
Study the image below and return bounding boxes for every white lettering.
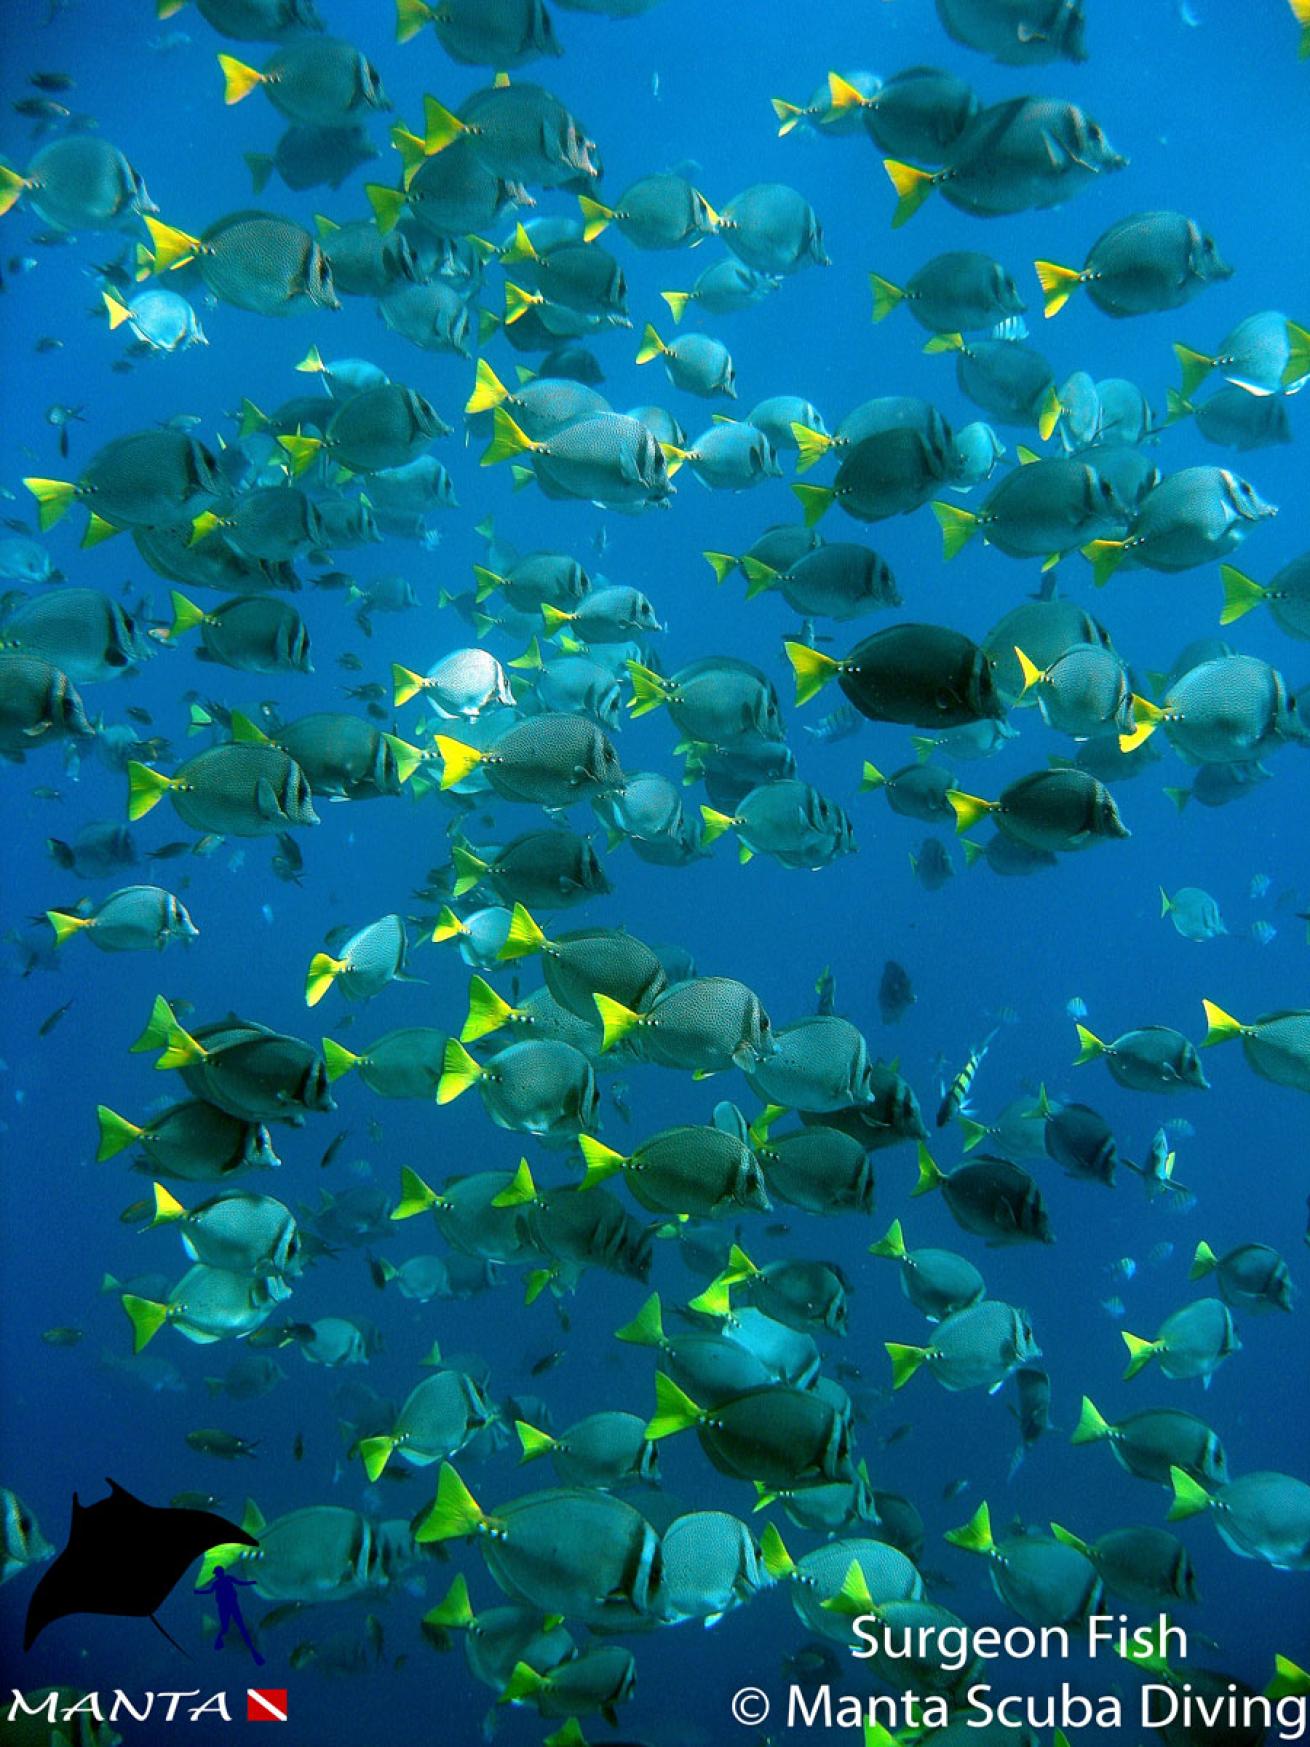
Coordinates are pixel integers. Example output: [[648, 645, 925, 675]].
[[156, 1691, 202, 1722], [965, 1684, 1121, 1731], [190, 1694, 231, 1722], [8, 1692, 59, 1724], [61, 1695, 104, 1723], [788, 1685, 830, 1728], [1088, 1613, 1188, 1661], [836, 1693, 864, 1728], [1275, 1696, 1309, 1742], [108, 1692, 155, 1723], [1143, 1684, 1180, 1728], [849, 1615, 879, 1658]]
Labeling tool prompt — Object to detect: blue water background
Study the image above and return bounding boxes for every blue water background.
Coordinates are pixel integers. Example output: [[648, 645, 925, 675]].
[[0, 0, 1307, 1740]]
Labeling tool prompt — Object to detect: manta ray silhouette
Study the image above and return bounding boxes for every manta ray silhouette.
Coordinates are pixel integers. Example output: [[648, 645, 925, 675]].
[[24, 1479, 259, 1652]]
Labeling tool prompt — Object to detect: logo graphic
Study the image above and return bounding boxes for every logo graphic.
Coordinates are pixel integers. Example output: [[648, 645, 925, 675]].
[[247, 1689, 288, 1723], [23, 1480, 258, 1653]]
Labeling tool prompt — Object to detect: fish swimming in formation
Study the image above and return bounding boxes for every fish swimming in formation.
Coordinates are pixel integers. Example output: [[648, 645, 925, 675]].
[[0, 3, 1307, 1736]]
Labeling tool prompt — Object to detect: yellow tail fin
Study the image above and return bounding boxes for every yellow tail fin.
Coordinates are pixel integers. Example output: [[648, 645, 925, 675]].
[[1121, 1330, 1161, 1380], [1218, 564, 1266, 626], [635, 323, 666, 365], [96, 1106, 144, 1162], [882, 159, 935, 228], [594, 993, 642, 1053], [461, 974, 515, 1043], [1033, 259, 1083, 319], [784, 641, 840, 706], [1073, 1024, 1106, 1065], [123, 1294, 169, 1354], [1013, 646, 1044, 695], [499, 902, 548, 961], [868, 273, 905, 322], [434, 734, 483, 790], [1201, 998, 1244, 1047], [0, 166, 30, 217], [23, 476, 78, 532], [1173, 343, 1215, 399], [278, 433, 327, 479], [1083, 537, 1128, 588], [577, 1134, 627, 1190], [886, 1341, 929, 1388], [437, 1038, 483, 1104], [102, 288, 133, 330], [423, 95, 466, 154], [771, 97, 806, 136], [127, 762, 173, 821], [217, 52, 263, 105], [791, 482, 834, 526], [932, 501, 980, 559], [481, 408, 537, 468], [305, 952, 346, 1008], [827, 71, 868, 110], [791, 422, 832, 474], [577, 193, 614, 241], [391, 664, 425, 706], [322, 1038, 361, 1081], [46, 910, 91, 946], [144, 216, 202, 273], [504, 281, 541, 324], [365, 183, 406, 234], [1118, 694, 1165, 754], [946, 790, 995, 834], [625, 661, 670, 718], [465, 358, 508, 416], [167, 590, 207, 639], [699, 806, 737, 846], [395, 0, 435, 43]]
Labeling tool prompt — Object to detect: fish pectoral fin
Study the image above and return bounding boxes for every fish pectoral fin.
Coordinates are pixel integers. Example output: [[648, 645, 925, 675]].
[[255, 777, 286, 821]]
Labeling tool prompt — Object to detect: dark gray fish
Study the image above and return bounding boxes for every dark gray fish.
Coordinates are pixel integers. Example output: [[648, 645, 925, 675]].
[[38, 998, 73, 1035], [1009, 1366, 1053, 1479], [879, 960, 915, 1024]]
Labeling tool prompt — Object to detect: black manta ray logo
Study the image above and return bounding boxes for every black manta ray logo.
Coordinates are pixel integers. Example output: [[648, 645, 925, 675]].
[[23, 1480, 258, 1652]]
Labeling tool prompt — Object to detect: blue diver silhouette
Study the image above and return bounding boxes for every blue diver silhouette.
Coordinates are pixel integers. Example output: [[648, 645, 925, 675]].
[[195, 1565, 264, 1666]]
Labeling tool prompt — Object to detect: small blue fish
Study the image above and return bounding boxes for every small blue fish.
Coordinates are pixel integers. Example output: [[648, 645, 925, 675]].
[[1101, 1296, 1126, 1319], [1250, 920, 1277, 946], [1147, 1242, 1176, 1266], [1250, 873, 1272, 898], [1106, 1257, 1137, 1280], [803, 703, 862, 744], [1065, 996, 1088, 1019]]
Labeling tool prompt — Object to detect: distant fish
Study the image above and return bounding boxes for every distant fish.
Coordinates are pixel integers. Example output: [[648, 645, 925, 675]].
[[1007, 1366, 1052, 1480], [1106, 1257, 1137, 1280], [936, 1028, 998, 1127], [1147, 1242, 1176, 1267], [1249, 920, 1277, 946], [1065, 996, 1088, 1019], [1250, 873, 1272, 898], [878, 959, 915, 1025], [37, 998, 72, 1036], [803, 703, 862, 744], [1101, 1296, 1126, 1319]]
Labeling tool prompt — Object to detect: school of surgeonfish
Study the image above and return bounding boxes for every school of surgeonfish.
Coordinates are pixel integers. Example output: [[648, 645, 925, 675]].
[[4, 0, 1310, 1742]]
